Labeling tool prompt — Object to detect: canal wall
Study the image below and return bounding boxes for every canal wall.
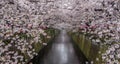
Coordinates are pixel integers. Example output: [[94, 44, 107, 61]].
[[70, 32, 108, 64]]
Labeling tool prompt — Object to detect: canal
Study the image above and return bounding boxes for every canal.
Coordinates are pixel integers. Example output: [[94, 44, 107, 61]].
[[28, 29, 89, 64]]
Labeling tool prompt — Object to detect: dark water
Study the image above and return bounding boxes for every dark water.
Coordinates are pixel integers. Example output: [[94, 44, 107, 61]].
[[28, 30, 88, 64]]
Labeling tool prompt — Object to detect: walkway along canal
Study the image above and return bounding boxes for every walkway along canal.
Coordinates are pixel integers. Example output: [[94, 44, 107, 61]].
[[28, 30, 89, 64]]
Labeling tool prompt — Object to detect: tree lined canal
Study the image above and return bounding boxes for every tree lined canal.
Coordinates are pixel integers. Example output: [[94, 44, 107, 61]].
[[28, 30, 88, 64]]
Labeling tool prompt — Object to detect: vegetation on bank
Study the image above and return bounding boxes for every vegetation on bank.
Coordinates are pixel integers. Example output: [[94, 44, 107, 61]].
[[0, 28, 59, 63]]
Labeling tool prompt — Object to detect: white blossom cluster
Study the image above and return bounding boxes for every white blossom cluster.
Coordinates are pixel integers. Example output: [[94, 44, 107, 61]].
[[0, 0, 120, 63], [0, 17, 48, 63], [76, 0, 120, 63], [78, 0, 120, 45], [0, 23, 49, 64], [102, 44, 120, 64], [0, 0, 51, 63]]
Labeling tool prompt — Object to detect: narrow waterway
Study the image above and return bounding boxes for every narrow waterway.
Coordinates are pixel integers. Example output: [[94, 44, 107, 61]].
[[29, 30, 88, 64]]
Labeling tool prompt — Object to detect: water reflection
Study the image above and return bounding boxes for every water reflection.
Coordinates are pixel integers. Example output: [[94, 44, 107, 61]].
[[57, 43, 68, 63], [30, 30, 88, 64]]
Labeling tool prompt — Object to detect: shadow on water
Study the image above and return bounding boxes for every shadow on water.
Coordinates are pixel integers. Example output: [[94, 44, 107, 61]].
[[28, 30, 89, 64]]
